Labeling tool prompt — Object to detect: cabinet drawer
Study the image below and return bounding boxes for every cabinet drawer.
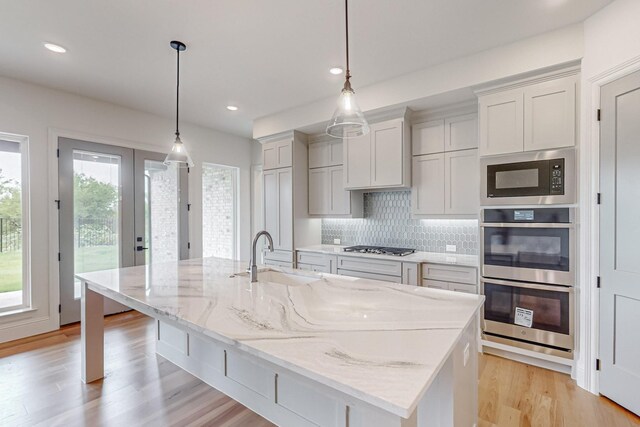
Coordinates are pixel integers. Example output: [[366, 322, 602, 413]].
[[225, 350, 274, 399], [423, 279, 449, 290], [423, 263, 477, 285], [264, 260, 293, 269], [337, 256, 402, 276], [449, 282, 477, 294], [337, 268, 399, 283], [297, 251, 329, 267], [264, 249, 294, 263], [297, 263, 330, 274], [277, 372, 341, 426]]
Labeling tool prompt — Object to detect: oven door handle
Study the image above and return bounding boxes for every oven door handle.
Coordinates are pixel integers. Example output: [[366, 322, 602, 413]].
[[480, 222, 574, 229], [481, 278, 574, 292]]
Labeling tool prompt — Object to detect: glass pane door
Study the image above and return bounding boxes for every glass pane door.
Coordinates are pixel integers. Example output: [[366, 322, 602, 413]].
[[134, 151, 188, 266], [58, 138, 135, 325]]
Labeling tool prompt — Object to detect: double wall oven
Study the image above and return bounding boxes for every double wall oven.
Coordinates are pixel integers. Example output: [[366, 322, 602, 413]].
[[481, 207, 575, 358]]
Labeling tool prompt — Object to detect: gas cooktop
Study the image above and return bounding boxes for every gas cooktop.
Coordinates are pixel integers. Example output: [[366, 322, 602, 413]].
[[343, 245, 416, 257]]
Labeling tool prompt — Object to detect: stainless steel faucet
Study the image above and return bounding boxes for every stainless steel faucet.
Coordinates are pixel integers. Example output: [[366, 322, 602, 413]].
[[249, 230, 274, 282]]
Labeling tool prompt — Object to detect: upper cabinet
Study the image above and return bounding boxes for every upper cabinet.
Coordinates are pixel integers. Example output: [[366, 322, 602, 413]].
[[344, 117, 411, 190], [263, 138, 293, 170], [411, 111, 479, 218], [478, 72, 578, 156], [308, 138, 362, 217]]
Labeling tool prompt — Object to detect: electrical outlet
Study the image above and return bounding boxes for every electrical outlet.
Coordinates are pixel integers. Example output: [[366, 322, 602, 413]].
[[333, 238, 341, 245], [446, 244, 457, 253]]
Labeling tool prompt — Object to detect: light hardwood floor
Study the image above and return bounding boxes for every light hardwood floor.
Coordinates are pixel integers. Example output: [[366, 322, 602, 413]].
[[0, 312, 638, 427]]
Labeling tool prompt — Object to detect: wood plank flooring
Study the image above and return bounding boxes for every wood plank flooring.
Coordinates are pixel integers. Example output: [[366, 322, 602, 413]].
[[0, 311, 638, 427]]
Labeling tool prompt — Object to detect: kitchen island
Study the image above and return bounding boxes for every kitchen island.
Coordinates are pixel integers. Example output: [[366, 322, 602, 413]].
[[77, 257, 483, 427]]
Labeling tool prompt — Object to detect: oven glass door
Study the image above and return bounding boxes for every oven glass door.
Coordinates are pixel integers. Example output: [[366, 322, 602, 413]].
[[483, 226, 570, 272], [483, 281, 570, 336], [487, 160, 549, 198]]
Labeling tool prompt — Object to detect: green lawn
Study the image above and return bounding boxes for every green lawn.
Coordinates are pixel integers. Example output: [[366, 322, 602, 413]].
[[0, 245, 119, 294], [0, 250, 22, 293]]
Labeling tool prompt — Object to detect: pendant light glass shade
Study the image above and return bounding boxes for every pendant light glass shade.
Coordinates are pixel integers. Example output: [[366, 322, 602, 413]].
[[326, 0, 369, 138], [164, 135, 194, 168], [164, 40, 194, 168], [326, 85, 369, 138]]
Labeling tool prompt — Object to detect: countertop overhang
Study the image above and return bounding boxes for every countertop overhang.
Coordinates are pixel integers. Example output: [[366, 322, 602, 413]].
[[77, 257, 483, 418]]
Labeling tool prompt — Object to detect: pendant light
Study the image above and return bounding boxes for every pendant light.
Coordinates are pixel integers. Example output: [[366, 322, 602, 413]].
[[326, 0, 369, 138], [164, 40, 194, 168]]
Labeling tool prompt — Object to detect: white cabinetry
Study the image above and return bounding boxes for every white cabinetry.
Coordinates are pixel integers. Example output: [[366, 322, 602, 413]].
[[422, 263, 478, 294], [308, 138, 363, 217], [260, 131, 321, 267], [296, 251, 337, 274], [334, 255, 420, 285], [344, 115, 411, 190], [411, 111, 478, 218], [478, 72, 577, 156]]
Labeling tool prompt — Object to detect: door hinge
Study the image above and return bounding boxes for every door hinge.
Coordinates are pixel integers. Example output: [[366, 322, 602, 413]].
[[597, 276, 601, 288], [187, 203, 191, 211], [187, 167, 190, 174], [596, 358, 601, 371], [597, 109, 601, 122], [54, 200, 60, 209], [597, 193, 601, 204], [57, 148, 60, 158], [58, 252, 61, 261], [58, 304, 61, 314], [187, 242, 191, 250]]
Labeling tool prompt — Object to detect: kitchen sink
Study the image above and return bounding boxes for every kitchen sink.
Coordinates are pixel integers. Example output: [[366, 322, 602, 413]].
[[232, 268, 322, 286]]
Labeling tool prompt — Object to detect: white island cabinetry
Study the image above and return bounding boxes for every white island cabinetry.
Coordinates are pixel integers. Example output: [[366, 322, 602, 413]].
[[78, 258, 483, 427]]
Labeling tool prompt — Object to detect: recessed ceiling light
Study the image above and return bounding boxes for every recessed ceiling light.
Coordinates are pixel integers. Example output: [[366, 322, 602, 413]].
[[43, 42, 67, 53], [226, 105, 238, 111], [329, 67, 343, 75]]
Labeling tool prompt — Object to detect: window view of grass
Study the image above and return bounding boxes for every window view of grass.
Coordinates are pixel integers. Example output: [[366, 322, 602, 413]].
[[0, 141, 23, 309]]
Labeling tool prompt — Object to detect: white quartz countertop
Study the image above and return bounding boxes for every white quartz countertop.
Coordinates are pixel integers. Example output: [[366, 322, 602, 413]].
[[77, 257, 483, 418], [296, 244, 479, 267]]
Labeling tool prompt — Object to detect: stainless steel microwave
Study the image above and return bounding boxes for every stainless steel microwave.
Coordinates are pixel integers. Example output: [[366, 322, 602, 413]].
[[480, 148, 575, 205]]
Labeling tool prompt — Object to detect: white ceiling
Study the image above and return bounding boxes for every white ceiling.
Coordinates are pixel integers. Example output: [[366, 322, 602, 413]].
[[0, 0, 612, 138]]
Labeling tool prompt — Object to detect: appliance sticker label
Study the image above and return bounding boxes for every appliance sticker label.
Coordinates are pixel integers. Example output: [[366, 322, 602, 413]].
[[514, 307, 533, 328], [514, 210, 534, 221]]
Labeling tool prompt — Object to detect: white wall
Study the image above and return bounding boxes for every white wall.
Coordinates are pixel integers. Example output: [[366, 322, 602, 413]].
[[577, 0, 640, 394], [253, 24, 584, 139], [0, 75, 253, 343]]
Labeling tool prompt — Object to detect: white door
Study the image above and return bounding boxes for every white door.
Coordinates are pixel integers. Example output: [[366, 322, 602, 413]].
[[344, 133, 370, 189], [329, 166, 349, 215], [599, 69, 640, 416], [479, 88, 524, 156], [308, 168, 329, 215], [444, 149, 479, 215]]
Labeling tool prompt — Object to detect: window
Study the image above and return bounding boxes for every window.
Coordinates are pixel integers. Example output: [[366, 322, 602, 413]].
[[0, 134, 29, 312], [202, 163, 238, 259]]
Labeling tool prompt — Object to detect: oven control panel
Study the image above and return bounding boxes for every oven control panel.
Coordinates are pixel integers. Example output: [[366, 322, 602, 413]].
[[549, 159, 565, 195]]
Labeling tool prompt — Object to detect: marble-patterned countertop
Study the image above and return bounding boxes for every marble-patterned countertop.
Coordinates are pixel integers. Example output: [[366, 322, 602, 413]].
[[296, 244, 479, 267], [77, 257, 483, 418]]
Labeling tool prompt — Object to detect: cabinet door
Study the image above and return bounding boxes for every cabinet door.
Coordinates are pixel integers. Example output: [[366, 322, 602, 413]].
[[445, 113, 478, 152], [308, 168, 329, 215], [479, 89, 524, 156], [412, 120, 444, 155], [329, 139, 343, 166], [344, 133, 370, 189], [310, 140, 344, 169], [371, 120, 404, 187], [263, 141, 279, 170], [444, 149, 479, 215], [412, 153, 445, 215], [277, 168, 293, 250], [524, 76, 576, 152], [329, 166, 350, 215], [276, 139, 292, 168], [263, 170, 279, 244]]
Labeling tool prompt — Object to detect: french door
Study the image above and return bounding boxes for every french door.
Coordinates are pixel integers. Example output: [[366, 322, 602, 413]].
[[58, 138, 188, 325]]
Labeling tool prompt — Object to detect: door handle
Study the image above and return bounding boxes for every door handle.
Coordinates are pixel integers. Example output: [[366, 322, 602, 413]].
[[136, 246, 149, 251]]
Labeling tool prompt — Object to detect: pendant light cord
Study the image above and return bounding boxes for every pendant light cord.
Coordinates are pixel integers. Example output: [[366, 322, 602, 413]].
[[344, 0, 350, 81], [175, 47, 180, 137]]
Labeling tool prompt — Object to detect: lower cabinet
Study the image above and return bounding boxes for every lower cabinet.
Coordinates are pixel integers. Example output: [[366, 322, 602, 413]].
[[297, 251, 337, 274], [422, 263, 478, 294]]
